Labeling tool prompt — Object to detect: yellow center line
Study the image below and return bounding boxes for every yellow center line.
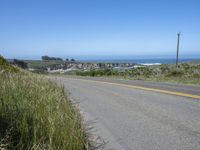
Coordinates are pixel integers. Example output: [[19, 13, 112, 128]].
[[71, 78, 200, 100]]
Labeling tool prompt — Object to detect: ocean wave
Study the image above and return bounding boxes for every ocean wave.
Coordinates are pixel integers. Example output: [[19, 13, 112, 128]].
[[140, 63, 162, 66]]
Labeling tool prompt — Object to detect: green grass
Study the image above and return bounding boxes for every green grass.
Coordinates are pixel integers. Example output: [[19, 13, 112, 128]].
[[25, 60, 64, 69], [75, 63, 200, 86], [0, 57, 89, 149], [0, 56, 20, 73]]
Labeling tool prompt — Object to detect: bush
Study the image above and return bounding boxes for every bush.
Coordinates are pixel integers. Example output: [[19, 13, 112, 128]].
[[160, 65, 170, 74], [167, 69, 184, 77], [193, 73, 200, 78], [181, 63, 190, 71], [13, 59, 28, 69], [76, 69, 114, 77], [131, 67, 154, 77]]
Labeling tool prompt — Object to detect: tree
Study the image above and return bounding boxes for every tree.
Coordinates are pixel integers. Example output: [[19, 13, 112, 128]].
[[41, 56, 50, 60], [56, 57, 63, 61], [71, 58, 75, 62], [41, 56, 63, 61], [13, 59, 27, 69]]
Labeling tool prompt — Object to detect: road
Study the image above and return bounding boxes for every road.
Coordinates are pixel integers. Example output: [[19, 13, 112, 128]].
[[50, 76, 200, 150]]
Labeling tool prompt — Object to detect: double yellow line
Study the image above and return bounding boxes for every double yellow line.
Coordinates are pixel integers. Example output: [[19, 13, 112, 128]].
[[72, 78, 200, 100]]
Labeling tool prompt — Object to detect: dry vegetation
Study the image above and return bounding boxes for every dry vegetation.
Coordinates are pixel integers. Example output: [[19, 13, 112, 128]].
[[75, 63, 200, 86], [0, 56, 89, 149]]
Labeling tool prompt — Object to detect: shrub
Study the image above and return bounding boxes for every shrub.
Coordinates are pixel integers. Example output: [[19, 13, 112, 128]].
[[181, 63, 190, 71], [167, 69, 184, 77], [131, 67, 154, 77], [160, 65, 170, 74], [13, 59, 28, 69], [193, 73, 200, 78]]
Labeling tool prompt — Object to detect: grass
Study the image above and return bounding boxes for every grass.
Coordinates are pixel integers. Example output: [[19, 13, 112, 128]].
[[0, 56, 89, 149], [25, 60, 64, 69], [75, 63, 200, 86], [0, 56, 20, 73]]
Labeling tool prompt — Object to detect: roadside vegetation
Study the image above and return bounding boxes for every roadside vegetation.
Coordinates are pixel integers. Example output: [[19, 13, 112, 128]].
[[25, 60, 63, 73], [75, 63, 200, 86], [25, 59, 76, 74], [0, 56, 89, 149]]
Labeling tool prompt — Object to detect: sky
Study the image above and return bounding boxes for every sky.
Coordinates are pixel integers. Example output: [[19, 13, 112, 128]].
[[0, 0, 200, 60]]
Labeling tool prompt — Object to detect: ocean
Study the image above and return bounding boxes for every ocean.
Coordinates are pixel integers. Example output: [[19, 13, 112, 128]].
[[80, 58, 200, 65]]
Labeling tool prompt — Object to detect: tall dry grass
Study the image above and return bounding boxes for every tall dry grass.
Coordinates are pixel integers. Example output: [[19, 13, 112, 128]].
[[0, 57, 89, 149]]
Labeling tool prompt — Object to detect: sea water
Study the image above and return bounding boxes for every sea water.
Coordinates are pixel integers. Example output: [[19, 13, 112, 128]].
[[80, 58, 200, 65]]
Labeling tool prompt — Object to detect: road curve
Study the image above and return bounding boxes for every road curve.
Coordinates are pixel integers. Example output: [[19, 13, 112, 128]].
[[49, 76, 200, 150]]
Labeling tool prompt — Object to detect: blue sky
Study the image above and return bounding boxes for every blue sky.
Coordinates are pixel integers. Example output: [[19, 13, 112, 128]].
[[0, 0, 200, 59]]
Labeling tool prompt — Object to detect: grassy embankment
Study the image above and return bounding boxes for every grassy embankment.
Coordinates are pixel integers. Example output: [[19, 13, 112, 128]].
[[0, 56, 89, 149], [75, 63, 200, 86]]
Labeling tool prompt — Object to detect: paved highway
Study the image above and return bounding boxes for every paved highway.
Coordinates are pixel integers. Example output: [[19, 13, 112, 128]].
[[50, 76, 200, 150]]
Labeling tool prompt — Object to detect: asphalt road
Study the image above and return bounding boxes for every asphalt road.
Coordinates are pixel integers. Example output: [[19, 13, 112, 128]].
[[50, 76, 200, 150]]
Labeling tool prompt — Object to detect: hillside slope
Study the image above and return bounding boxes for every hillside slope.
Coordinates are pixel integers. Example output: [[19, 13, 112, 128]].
[[0, 56, 89, 149]]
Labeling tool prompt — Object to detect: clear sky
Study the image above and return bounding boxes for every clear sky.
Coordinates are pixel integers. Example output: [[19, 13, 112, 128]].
[[0, 0, 200, 60]]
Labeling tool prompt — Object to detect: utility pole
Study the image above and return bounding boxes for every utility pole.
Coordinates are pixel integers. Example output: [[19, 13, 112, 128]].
[[176, 32, 180, 68]]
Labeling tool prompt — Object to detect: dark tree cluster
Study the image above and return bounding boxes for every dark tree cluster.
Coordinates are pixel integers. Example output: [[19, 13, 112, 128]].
[[66, 58, 75, 62], [13, 59, 28, 69], [41, 56, 63, 61]]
